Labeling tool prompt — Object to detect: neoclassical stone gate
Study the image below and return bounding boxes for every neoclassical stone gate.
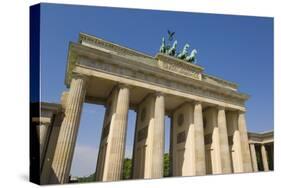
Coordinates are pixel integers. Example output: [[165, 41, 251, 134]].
[[40, 33, 254, 184]]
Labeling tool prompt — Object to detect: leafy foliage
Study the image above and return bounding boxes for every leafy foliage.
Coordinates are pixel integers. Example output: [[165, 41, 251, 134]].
[[163, 153, 170, 177], [77, 173, 95, 183], [122, 158, 132, 180]]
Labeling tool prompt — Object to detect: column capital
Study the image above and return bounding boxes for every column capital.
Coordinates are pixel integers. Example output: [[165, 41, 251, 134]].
[[154, 91, 165, 97], [116, 83, 132, 90], [217, 105, 225, 110], [72, 73, 89, 82], [193, 100, 202, 106], [237, 110, 245, 115]]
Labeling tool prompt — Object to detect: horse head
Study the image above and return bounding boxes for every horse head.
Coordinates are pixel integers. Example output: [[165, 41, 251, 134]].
[[172, 40, 178, 49], [183, 43, 190, 54], [191, 49, 197, 57]]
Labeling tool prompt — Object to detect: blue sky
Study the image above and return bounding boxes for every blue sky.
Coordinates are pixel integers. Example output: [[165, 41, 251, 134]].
[[40, 3, 273, 177]]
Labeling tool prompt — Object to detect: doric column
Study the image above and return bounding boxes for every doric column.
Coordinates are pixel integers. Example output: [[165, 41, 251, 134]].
[[132, 92, 165, 179], [105, 85, 130, 181], [41, 112, 64, 184], [169, 115, 174, 177], [238, 112, 253, 172], [32, 112, 54, 170], [226, 111, 243, 173], [50, 75, 87, 184], [172, 102, 206, 176], [217, 107, 232, 173], [34, 123, 50, 171], [249, 143, 258, 172], [38, 123, 51, 166], [96, 84, 130, 181], [194, 102, 206, 175], [151, 92, 165, 178], [261, 144, 269, 171]]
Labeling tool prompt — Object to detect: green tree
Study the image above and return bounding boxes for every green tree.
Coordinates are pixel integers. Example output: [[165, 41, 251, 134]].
[[77, 172, 96, 183], [122, 158, 132, 180], [163, 153, 170, 177]]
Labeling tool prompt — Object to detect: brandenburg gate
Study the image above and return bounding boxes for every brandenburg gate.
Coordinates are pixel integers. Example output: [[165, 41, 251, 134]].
[[38, 33, 254, 184]]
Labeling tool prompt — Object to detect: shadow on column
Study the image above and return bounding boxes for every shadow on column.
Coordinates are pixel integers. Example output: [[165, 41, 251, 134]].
[[266, 143, 274, 170], [30, 102, 40, 184], [255, 144, 264, 171]]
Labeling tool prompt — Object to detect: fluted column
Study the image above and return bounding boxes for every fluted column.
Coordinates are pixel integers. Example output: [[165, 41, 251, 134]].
[[41, 113, 64, 184], [38, 123, 51, 168], [50, 75, 87, 184], [217, 107, 232, 173], [105, 85, 130, 181], [238, 112, 253, 172], [194, 102, 206, 175], [249, 144, 258, 172], [261, 144, 269, 171], [151, 93, 165, 178], [226, 111, 243, 173]]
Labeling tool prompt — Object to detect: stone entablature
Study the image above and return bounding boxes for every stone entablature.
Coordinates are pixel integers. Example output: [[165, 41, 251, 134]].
[[156, 53, 203, 81], [248, 130, 274, 144], [65, 33, 248, 109], [202, 74, 238, 91], [78, 33, 238, 91], [32, 102, 63, 125], [247, 130, 274, 172]]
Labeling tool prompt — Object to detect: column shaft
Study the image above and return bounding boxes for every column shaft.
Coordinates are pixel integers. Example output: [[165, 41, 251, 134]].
[[50, 76, 87, 184], [238, 112, 253, 172], [41, 115, 64, 184], [105, 86, 130, 181], [39, 124, 51, 166], [217, 108, 232, 173], [226, 112, 243, 173], [249, 144, 258, 172], [261, 144, 269, 171], [151, 93, 165, 178], [194, 102, 206, 175]]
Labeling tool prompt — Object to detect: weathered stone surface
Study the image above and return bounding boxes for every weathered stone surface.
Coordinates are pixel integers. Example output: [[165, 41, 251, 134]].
[[95, 85, 130, 181], [50, 75, 87, 184], [249, 144, 258, 172], [132, 93, 165, 179], [194, 102, 206, 175], [261, 144, 269, 171], [217, 107, 232, 173], [238, 112, 253, 172]]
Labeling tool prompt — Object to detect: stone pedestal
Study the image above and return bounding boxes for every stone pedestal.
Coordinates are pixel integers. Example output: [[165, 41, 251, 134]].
[[95, 85, 130, 181], [249, 144, 258, 172], [50, 75, 87, 184], [261, 144, 269, 171]]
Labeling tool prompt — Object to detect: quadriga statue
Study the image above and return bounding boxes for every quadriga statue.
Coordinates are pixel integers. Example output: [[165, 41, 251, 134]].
[[167, 40, 177, 56], [177, 43, 190, 60], [185, 49, 197, 63]]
